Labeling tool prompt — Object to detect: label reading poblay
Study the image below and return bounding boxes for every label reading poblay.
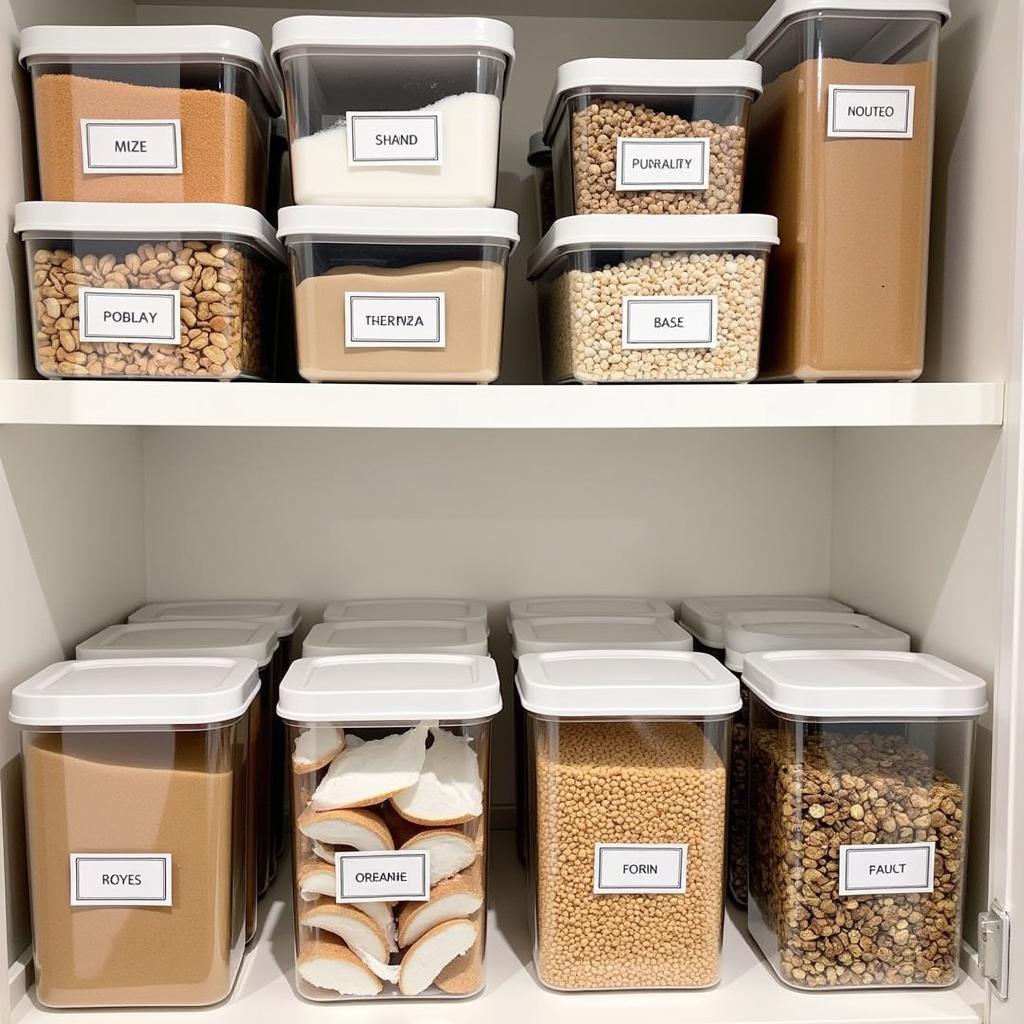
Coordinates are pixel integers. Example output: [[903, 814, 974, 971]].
[[80, 119, 183, 174], [335, 851, 430, 904], [344, 292, 446, 349], [621, 295, 718, 350], [593, 843, 688, 895], [827, 85, 916, 139], [616, 137, 710, 191], [838, 842, 936, 896], [346, 111, 443, 166], [79, 287, 181, 346], [70, 853, 172, 907]]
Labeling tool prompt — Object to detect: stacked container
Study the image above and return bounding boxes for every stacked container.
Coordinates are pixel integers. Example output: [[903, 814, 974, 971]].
[[324, 598, 488, 628], [304, 620, 489, 657]]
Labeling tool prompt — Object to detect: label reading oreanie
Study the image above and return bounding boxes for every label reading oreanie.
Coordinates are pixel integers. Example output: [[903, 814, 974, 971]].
[[79, 287, 181, 346], [616, 137, 710, 191], [827, 85, 916, 139], [346, 111, 443, 166], [335, 851, 430, 904], [70, 853, 172, 907], [621, 295, 718, 350], [344, 292, 446, 349], [838, 842, 936, 896], [80, 119, 183, 174], [593, 843, 688, 895]]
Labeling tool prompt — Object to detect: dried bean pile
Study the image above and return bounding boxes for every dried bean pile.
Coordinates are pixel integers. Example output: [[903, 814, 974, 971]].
[[727, 685, 750, 904]]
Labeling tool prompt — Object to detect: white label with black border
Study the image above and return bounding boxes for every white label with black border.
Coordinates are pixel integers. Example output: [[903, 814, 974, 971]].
[[621, 295, 718, 350], [593, 843, 688, 895], [335, 851, 430, 903], [345, 292, 446, 349], [827, 85, 916, 139], [616, 137, 709, 191], [838, 842, 935, 896], [80, 119, 183, 174], [70, 853, 172, 907], [346, 111, 443, 166], [79, 287, 181, 346]]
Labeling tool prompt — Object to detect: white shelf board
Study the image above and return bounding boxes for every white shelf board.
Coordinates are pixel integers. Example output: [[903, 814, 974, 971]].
[[0, 381, 1005, 430]]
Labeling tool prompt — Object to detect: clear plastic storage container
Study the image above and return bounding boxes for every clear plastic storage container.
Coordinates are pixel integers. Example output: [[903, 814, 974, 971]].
[[304, 620, 489, 657], [19, 25, 281, 208], [278, 206, 518, 382], [278, 654, 500, 1000], [272, 16, 514, 207], [543, 59, 762, 219], [11, 657, 258, 1008], [744, 0, 949, 380], [517, 649, 738, 990], [507, 594, 674, 627], [528, 214, 778, 383], [527, 132, 555, 236], [744, 649, 986, 989], [15, 202, 283, 381], [323, 598, 489, 628]]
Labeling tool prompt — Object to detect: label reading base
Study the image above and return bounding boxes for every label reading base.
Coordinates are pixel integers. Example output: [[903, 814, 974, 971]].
[[621, 295, 718, 350], [593, 843, 688, 895], [335, 850, 430, 904]]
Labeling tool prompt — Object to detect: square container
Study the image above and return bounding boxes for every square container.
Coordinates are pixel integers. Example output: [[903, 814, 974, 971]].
[[517, 649, 738, 990], [744, 649, 986, 989], [16, 202, 284, 381], [19, 25, 281, 208], [278, 654, 501, 1000], [278, 206, 518, 383], [323, 598, 489, 629], [507, 594, 674, 628], [528, 214, 778, 383], [11, 658, 258, 1008], [543, 59, 762, 219], [272, 16, 514, 207], [527, 132, 555, 236], [304, 620, 489, 657], [744, 0, 950, 380]]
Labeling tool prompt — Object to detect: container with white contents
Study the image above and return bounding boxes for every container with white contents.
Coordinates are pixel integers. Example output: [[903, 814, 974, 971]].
[[272, 16, 513, 207], [304, 620, 489, 657], [279, 654, 500, 1000], [528, 214, 778, 383], [323, 599, 489, 629]]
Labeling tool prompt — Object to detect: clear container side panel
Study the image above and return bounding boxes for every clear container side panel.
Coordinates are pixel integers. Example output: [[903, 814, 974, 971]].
[[255, 664, 274, 899], [271, 649, 289, 859], [287, 720, 491, 1001], [746, 697, 974, 990], [21, 722, 247, 1008], [533, 164, 556, 236], [727, 680, 750, 905]]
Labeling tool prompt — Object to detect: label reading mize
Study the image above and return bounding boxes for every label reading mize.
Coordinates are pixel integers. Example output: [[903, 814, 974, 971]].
[[838, 842, 936, 896], [78, 287, 181, 346], [827, 85, 916, 139], [616, 137, 710, 191], [335, 851, 430, 903], [345, 292, 446, 349], [71, 853, 172, 907], [593, 843, 688, 895], [621, 295, 718, 350], [81, 119, 183, 174], [346, 111, 443, 166]]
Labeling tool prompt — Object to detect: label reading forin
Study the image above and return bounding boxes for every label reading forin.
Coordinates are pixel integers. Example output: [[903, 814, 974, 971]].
[[81, 119, 183, 174], [345, 292, 446, 349], [335, 851, 430, 903], [616, 137, 710, 191], [346, 111, 443, 166], [838, 842, 936, 896], [593, 843, 688, 895], [70, 853, 172, 907], [827, 85, 916, 139], [79, 287, 181, 346], [621, 295, 718, 350]]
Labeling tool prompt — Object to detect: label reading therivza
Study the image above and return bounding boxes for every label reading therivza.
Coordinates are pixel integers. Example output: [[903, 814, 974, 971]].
[[616, 137, 709, 191], [827, 85, 916, 139], [593, 843, 688, 895], [81, 119, 183, 174], [621, 295, 718, 350], [79, 287, 181, 346], [70, 853, 172, 907], [346, 111, 443, 166], [345, 292, 446, 349], [335, 851, 430, 904], [838, 842, 936, 896]]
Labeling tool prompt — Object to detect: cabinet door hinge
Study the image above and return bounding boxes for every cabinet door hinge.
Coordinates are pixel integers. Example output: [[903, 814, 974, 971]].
[[978, 901, 1010, 1000]]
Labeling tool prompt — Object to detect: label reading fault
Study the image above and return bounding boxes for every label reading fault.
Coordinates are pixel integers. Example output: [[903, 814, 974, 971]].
[[345, 292, 446, 349], [838, 842, 936, 896], [347, 111, 443, 166], [79, 287, 181, 346], [621, 296, 718, 350], [827, 85, 916, 139], [616, 137, 709, 191], [336, 851, 430, 904], [71, 854, 172, 907], [81, 119, 183, 174], [593, 844, 688, 895]]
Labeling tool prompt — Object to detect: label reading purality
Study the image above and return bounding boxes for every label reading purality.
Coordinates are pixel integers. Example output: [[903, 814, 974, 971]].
[[79, 287, 181, 346], [70, 853, 172, 907], [616, 137, 710, 191], [827, 85, 916, 139], [344, 292, 446, 349], [838, 842, 936, 896], [593, 843, 688, 895], [80, 119, 183, 175], [346, 111, 443, 166], [621, 295, 718, 350], [335, 851, 430, 904]]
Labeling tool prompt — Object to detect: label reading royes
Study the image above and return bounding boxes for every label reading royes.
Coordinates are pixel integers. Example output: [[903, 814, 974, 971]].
[[80, 119, 183, 174], [335, 851, 430, 904], [79, 287, 181, 346], [827, 85, 916, 139], [345, 292, 446, 349], [593, 843, 688, 895], [838, 842, 936, 896], [70, 853, 172, 907], [621, 295, 718, 350], [346, 111, 443, 166], [616, 137, 710, 191]]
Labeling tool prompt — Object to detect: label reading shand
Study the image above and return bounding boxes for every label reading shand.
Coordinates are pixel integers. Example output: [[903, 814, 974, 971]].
[[78, 287, 181, 346], [70, 853, 172, 907], [621, 295, 718, 350], [345, 292, 446, 349], [593, 843, 688, 895], [827, 85, 916, 139], [616, 137, 710, 191], [81, 119, 183, 174], [335, 851, 430, 904], [346, 111, 443, 166], [838, 842, 936, 896]]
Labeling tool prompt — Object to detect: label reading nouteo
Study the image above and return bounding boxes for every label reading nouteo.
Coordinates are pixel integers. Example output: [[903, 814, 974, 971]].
[[79, 287, 181, 346], [593, 843, 688, 895], [621, 295, 718, 350], [838, 842, 936, 896], [70, 853, 172, 907], [345, 292, 446, 349], [827, 85, 916, 139], [346, 111, 443, 166], [616, 137, 710, 191], [335, 850, 430, 904], [80, 119, 183, 174]]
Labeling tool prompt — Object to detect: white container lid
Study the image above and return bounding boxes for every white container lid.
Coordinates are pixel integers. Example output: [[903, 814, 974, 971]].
[[15, 202, 285, 264], [19, 24, 282, 114], [10, 657, 260, 728], [508, 595, 674, 622], [743, 650, 987, 719], [78, 621, 278, 669], [527, 214, 779, 280], [303, 620, 488, 658], [322, 599, 488, 628], [512, 616, 693, 658], [722, 611, 909, 672], [517, 649, 739, 718], [678, 595, 854, 649], [129, 599, 301, 639], [278, 653, 502, 723]]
